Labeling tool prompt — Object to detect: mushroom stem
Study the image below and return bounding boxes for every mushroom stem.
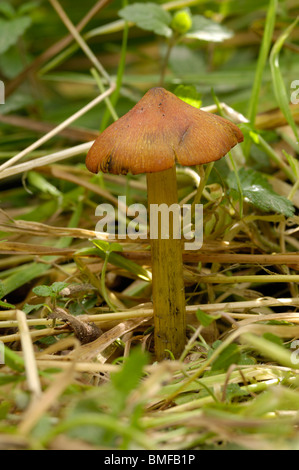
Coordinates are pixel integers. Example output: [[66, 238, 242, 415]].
[[146, 166, 186, 360]]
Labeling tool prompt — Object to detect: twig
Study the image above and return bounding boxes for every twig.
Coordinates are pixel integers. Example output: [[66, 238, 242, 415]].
[[2, 298, 299, 333], [18, 340, 80, 435], [5, 0, 113, 97], [15, 310, 42, 402], [49, 0, 111, 85], [0, 114, 98, 143], [0, 143, 93, 180], [0, 85, 114, 174]]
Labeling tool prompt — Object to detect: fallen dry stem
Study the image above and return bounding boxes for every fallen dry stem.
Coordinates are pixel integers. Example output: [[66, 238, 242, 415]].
[[15, 310, 42, 401], [0, 84, 115, 174], [2, 297, 299, 343], [0, 142, 93, 180], [18, 343, 79, 436], [49, 0, 111, 84], [5, 0, 113, 97]]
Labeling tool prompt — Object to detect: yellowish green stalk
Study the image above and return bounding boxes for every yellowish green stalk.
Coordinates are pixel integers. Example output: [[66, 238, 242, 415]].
[[146, 166, 186, 360]]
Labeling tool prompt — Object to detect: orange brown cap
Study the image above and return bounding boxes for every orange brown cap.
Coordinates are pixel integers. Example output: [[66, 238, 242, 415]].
[[86, 87, 244, 175]]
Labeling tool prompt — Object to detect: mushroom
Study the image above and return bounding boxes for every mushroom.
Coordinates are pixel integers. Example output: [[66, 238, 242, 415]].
[[86, 87, 243, 360]]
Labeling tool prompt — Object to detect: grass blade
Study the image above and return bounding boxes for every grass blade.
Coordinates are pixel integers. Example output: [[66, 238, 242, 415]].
[[270, 17, 299, 144]]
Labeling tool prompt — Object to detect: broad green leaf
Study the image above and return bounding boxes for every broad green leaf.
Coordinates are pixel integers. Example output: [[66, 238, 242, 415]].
[[196, 308, 220, 327], [0, 46, 27, 79], [227, 168, 295, 217], [169, 45, 205, 76], [111, 348, 148, 398], [186, 15, 233, 42], [0, 1, 16, 18], [119, 3, 172, 37], [110, 348, 148, 414], [51, 282, 69, 294], [33, 285, 53, 297], [211, 343, 241, 371], [0, 16, 32, 54], [22, 303, 45, 314], [174, 85, 202, 108], [18, 1, 41, 16]]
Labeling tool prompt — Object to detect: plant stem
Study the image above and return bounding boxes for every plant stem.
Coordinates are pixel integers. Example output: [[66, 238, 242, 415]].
[[244, 0, 277, 156], [100, 0, 129, 132], [91, 68, 119, 123], [199, 274, 299, 284], [159, 32, 179, 86], [146, 166, 186, 360]]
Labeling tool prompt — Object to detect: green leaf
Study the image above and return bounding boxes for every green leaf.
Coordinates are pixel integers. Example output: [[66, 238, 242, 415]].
[[225, 383, 248, 401], [0, 263, 50, 298], [91, 241, 152, 282], [0, 1, 16, 19], [0, 374, 24, 386], [227, 168, 295, 217], [241, 333, 294, 368], [0, 299, 15, 309], [196, 308, 220, 327], [211, 343, 241, 371], [22, 303, 45, 315], [119, 3, 172, 37], [33, 285, 53, 297], [51, 282, 69, 294], [0, 16, 32, 54], [18, 1, 41, 16], [0, 401, 10, 419], [32, 282, 69, 298], [0, 282, 4, 299], [3, 346, 24, 372], [262, 332, 284, 347], [27, 171, 62, 198], [169, 45, 205, 76], [174, 85, 202, 108], [110, 348, 149, 414], [186, 15, 233, 42], [107, 242, 124, 254]]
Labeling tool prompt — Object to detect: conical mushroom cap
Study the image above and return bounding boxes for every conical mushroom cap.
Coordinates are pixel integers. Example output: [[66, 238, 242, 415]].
[[86, 87, 243, 175]]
